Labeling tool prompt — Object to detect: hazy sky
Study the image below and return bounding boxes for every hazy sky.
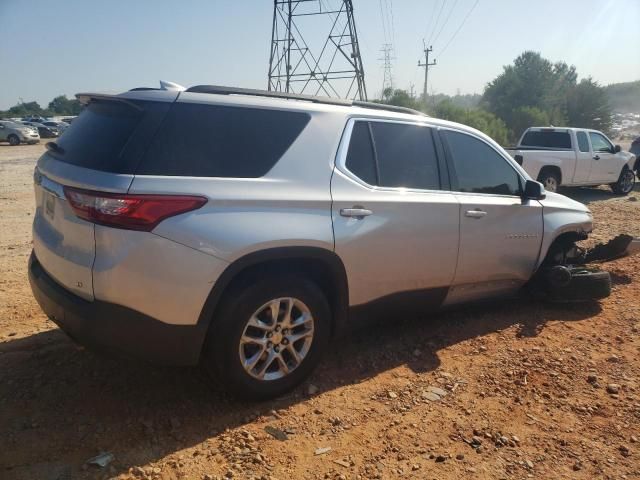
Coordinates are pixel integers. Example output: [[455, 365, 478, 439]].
[[1, 0, 638, 109]]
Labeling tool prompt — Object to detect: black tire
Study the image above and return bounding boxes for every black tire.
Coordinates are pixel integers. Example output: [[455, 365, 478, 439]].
[[538, 170, 560, 193], [8, 134, 20, 146], [547, 267, 611, 302], [610, 166, 635, 195], [203, 274, 331, 399]]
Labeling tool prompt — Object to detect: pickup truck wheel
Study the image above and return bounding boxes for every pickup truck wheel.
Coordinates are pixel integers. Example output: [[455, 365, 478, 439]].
[[538, 171, 559, 192], [8, 134, 20, 146], [546, 267, 611, 302], [610, 167, 635, 195], [203, 275, 331, 399]]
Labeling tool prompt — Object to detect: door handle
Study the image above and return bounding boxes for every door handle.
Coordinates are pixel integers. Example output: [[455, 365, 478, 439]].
[[340, 207, 372, 219], [465, 209, 487, 219], [593, 155, 600, 160]]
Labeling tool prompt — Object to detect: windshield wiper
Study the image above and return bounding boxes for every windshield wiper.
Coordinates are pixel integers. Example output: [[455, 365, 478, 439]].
[[45, 141, 65, 155]]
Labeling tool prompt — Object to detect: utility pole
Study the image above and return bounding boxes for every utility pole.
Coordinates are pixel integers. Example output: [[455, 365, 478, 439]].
[[268, 0, 367, 100], [418, 41, 436, 106], [409, 83, 415, 99]]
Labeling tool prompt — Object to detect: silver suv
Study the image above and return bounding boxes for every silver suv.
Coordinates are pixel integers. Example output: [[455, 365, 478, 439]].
[[29, 84, 606, 398]]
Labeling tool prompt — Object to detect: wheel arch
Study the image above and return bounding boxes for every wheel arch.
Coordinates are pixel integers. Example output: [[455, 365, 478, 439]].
[[537, 165, 562, 185], [196, 247, 349, 356]]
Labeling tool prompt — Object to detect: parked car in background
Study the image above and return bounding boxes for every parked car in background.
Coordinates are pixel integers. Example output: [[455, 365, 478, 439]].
[[61, 117, 76, 124], [630, 136, 640, 174], [28, 84, 635, 399], [22, 121, 59, 138], [506, 127, 637, 195], [0, 120, 40, 145], [21, 115, 48, 123], [42, 121, 69, 133]]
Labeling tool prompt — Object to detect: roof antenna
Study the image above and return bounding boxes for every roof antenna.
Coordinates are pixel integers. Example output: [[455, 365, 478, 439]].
[[159, 80, 186, 91]]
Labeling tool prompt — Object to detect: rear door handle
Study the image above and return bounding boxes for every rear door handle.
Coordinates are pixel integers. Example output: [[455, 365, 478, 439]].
[[340, 208, 372, 219], [465, 209, 487, 219], [593, 155, 600, 160]]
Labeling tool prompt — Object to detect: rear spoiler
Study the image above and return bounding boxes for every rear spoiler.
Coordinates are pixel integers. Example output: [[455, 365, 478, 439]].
[[75, 92, 144, 112]]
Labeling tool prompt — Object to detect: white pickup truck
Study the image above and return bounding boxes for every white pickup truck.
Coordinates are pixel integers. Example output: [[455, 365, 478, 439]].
[[506, 127, 637, 195]]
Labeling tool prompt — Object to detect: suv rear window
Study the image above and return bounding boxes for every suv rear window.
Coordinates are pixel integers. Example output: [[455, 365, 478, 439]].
[[52, 100, 146, 173], [137, 103, 311, 177], [521, 131, 571, 149]]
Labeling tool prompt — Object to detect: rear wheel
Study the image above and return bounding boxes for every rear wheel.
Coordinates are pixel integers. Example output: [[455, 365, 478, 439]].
[[203, 275, 331, 399], [8, 134, 20, 146], [610, 167, 635, 195], [538, 170, 560, 193]]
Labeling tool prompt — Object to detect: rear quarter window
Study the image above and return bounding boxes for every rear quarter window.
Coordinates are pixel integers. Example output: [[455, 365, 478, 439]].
[[521, 131, 571, 149], [136, 103, 311, 177], [52, 100, 148, 173]]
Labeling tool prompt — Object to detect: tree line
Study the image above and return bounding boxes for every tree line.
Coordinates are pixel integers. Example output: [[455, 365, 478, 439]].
[[379, 51, 616, 145], [0, 95, 82, 118]]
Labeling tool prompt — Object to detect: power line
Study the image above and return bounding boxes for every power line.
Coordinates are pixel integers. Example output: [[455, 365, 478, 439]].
[[426, 0, 447, 47], [438, 0, 480, 57], [431, 0, 459, 48], [378, 0, 389, 43]]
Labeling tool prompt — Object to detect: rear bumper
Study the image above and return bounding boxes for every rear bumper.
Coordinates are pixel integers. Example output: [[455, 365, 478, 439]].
[[28, 251, 206, 366]]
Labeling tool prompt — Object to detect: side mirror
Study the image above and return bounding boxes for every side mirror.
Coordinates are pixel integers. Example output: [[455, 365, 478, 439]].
[[614, 144, 621, 153], [524, 179, 546, 200]]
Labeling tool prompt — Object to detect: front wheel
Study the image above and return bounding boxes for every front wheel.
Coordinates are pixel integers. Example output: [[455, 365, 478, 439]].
[[610, 167, 635, 195], [203, 275, 331, 399]]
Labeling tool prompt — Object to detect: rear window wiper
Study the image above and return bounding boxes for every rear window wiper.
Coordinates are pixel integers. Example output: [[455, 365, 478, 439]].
[[46, 141, 65, 155]]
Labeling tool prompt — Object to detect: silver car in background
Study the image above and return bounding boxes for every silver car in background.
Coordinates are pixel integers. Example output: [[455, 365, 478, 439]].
[[29, 84, 614, 399], [0, 120, 40, 145]]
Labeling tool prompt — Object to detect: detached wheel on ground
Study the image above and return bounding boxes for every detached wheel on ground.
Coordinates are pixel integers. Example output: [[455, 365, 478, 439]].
[[203, 275, 331, 399], [8, 134, 20, 146], [610, 166, 635, 195], [538, 170, 560, 193], [545, 266, 611, 302]]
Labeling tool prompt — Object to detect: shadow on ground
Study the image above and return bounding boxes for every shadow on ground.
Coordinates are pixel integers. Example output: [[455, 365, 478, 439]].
[[560, 182, 640, 204], [0, 297, 602, 479]]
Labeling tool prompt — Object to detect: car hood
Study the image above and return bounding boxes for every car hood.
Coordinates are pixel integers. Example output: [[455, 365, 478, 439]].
[[538, 190, 590, 214]]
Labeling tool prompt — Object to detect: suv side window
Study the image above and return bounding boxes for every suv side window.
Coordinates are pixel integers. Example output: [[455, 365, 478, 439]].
[[344, 120, 440, 190], [345, 121, 377, 185], [370, 122, 440, 190], [138, 103, 311, 177], [576, 131, 590, 153], [444, 130, 522, 196], [589, 132, 613, 153]]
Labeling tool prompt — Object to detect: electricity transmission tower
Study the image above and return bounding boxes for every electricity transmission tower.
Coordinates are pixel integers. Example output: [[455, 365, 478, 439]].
[[379, 43, 395, 99], [268, 0, 368, 100], [418, 42, 436, 105]]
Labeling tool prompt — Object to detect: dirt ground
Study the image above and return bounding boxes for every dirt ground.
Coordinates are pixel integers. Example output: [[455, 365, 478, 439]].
[[1, 141, 639, 480]]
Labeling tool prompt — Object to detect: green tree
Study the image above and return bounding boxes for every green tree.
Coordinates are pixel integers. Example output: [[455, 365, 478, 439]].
[[379, 88, 420, 110], [567, 78, 613, 135], [434, 100, 510, 145], [48, 95, 82, 115], [510, 106, 551, 142], [482, 51, 612, 140]]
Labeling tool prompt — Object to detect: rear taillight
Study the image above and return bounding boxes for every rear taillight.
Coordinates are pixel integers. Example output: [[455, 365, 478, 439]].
[[63, 187, 207, 231]]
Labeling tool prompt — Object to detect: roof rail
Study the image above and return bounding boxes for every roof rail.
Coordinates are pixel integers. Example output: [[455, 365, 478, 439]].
[[184, 85, 427, 117], [186, 85, 352, 106], [352, 100, 428, 117]]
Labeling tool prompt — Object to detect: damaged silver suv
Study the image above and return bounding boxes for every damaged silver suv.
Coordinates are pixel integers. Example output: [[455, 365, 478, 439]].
[[28, 84, 639, 399]]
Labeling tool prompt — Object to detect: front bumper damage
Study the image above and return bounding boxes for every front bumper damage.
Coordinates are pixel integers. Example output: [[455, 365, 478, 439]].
[[580, 234, 640, 264], [536, 234, 640, 302]]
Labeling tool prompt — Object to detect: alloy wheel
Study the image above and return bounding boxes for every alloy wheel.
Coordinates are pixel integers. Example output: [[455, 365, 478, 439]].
[[239, 297, 314, 381]]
